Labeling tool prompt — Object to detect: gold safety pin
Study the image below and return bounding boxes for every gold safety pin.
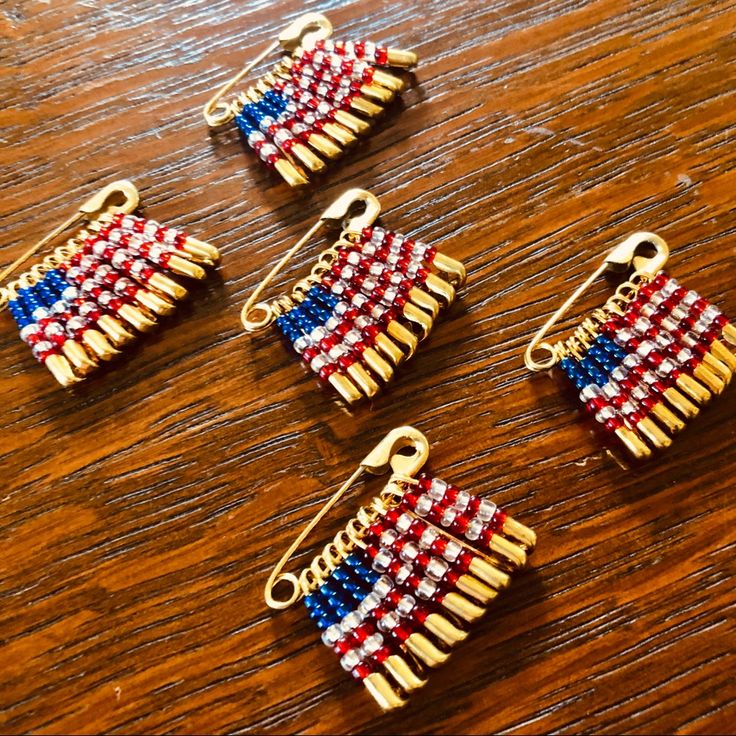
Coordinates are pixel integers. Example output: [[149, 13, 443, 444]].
[[264, 426, 429, 610], [524, 232, 670, 372], [241, 188, 381, 332], [202, 13, 333, 128], [0, 180, 140, 311]]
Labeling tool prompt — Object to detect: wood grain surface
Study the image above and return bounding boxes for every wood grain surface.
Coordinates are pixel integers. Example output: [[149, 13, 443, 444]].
[[1, 0, 735, 733]]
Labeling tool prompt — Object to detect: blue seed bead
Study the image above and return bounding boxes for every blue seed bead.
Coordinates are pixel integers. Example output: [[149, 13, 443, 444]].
[[345, 554, 380, 586], [8, 300, 32, 330], [235, 113, 257, 137]]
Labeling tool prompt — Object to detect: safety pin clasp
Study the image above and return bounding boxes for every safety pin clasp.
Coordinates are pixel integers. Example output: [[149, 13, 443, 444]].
[[241, 188, 381, 332], [264, 426, 429, 610], [524, 232, 671, 372], [203, 13, 333, 128]]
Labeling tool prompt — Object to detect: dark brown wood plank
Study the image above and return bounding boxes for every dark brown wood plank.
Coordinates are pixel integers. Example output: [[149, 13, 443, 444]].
[[1, 0, 734, 733]]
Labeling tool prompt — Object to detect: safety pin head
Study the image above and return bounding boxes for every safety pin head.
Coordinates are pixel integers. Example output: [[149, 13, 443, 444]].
[[321, 188, 382, 235], [79, 179, 140, 219], [604, 231, 670, 276], [360, 426, 429, 479], [278, 13, 333, 51]]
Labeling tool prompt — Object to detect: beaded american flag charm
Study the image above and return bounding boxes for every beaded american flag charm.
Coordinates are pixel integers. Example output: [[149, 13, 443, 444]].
[[240, 189, 465, 404], [524, 233, 736, 460], [0, 180, 220, 387], [265, 427, 536, 711], [202, 13, 417, 187]]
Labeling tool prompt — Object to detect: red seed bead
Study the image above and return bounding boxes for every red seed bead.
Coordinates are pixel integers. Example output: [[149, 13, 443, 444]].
[[605, 416, 625, 431], [375, 47, 388, 65], [334, 638, 352, 654], [392, 624, 412, 642], [373, 646, 391, 664], [338, 353, 356, 369], [319, 364, 337, 381], [352, 663, 372, 681]]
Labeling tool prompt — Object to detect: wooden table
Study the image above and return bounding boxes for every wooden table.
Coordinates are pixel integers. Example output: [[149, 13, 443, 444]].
[[2, 0, 734, 733]]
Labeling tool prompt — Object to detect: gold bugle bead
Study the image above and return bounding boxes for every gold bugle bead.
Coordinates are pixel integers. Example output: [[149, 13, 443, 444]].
[[676, 373, 711, 404], [361, 347, 393, 382], [363, 673, 406, 711], [374, 332, 405, 365], [701, 352, 731, 382], [321, 121, 357, 147], [636, 416, 672, 450], [424, 612, 468, 645], [386, 48, 418, 68], [347, 362, 380, 397], [456, 574, 497, 604], [424, 273, 456, 305], [45, 353, 81, 387], [433, 252, 467, 286], [290, 142, 327, 173], [183, 236, 220, 265], [501, 517, 537, 552], [615, 426, 652, 460], [710, 339, 736, 370], [384, 655, 426, 692], [468, 557, 511, 590], [97, 314, 135, 345], [408, 287, 440, 318], [650, 401, 685, 433], [148, 272, 188, 301], [135, 289, 176, 317], [402, 302, 433, 339], [360, 83, 395, 104], [274, 157, 309, 187], [118, 304, 157, 332], [693, 363, 725, 395], [305, 132, 342, 159], [167, 254, 207, 280], [387, 321, 418, 357], [663, 386, 699, 419], [333, 109, 371, 135], [82, 329, 119, 361], [442, 591, 485, 622], [489, 534, 528, 569], [328, 372, 362, 403], [722, 323, 736, 345], [350, 95, 384, 118], [404, 632, 449, 667], [61, 341, 97, 375], [372, 68, 406, 92]]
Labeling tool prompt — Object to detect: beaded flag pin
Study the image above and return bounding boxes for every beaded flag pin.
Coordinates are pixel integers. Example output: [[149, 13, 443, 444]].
[[0, 180, 220, 387], [202, 13, 417, 187], [265, 427, 536, 711], [524, 233, 736, 459], [241, 189, 465, 404]]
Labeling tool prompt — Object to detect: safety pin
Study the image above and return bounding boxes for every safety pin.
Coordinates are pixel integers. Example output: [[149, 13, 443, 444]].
[[202, 13, 333, 128], [0, 180, 140, 311], [524, 232, 670, 371], [264, 426, 429, 610], [241, 188, 381, 332]]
